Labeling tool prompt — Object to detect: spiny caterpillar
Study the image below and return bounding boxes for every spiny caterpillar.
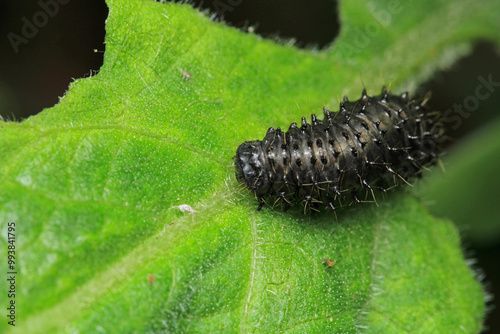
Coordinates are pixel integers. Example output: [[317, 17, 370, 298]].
[[234, 87, 444, 212]]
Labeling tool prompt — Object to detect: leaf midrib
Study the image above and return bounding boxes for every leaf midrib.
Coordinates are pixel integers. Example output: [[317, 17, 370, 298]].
[[12, 186, 237, 334]]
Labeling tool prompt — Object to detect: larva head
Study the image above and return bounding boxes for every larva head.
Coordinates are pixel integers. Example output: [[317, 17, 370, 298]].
[[234, 141, 269, 192]]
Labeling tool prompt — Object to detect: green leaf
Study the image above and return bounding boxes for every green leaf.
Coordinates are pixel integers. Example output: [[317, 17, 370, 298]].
[[1, 0, 498, 332], [419, 116, 500, 245]]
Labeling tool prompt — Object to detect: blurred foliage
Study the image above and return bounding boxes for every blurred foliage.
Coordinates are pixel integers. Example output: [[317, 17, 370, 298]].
[[418, 116, 500, 245]]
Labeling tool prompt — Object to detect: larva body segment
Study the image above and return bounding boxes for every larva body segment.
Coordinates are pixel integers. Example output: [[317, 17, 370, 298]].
[[234, 87, 443, 212]]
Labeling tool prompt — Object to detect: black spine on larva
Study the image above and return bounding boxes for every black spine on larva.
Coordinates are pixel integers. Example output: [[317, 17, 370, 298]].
[[234, 87, 444, 211]]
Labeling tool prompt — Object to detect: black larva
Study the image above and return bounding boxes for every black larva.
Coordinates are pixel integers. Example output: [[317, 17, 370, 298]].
[[234, 87, 444, 212]]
